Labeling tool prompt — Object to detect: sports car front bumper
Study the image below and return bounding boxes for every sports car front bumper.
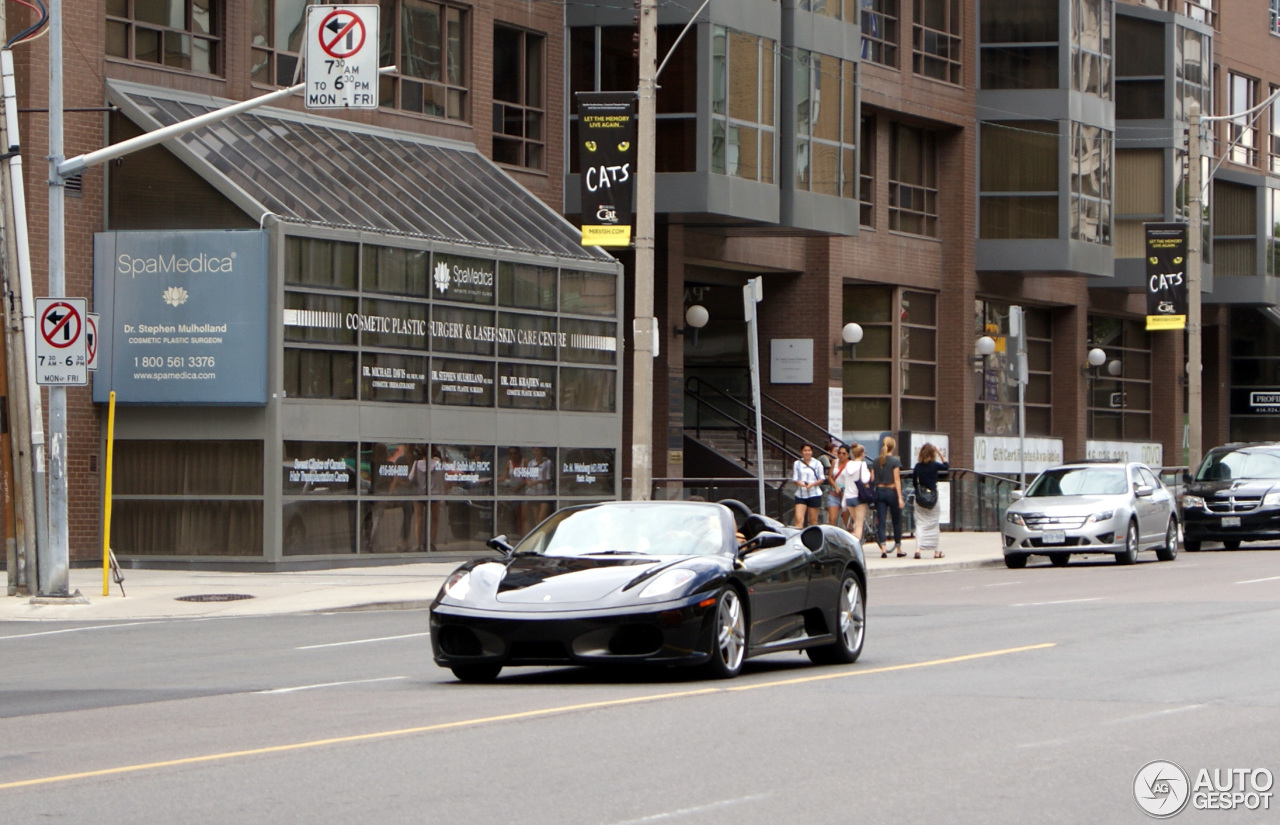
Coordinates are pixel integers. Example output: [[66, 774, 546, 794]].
[[430, 593, 720, 669]]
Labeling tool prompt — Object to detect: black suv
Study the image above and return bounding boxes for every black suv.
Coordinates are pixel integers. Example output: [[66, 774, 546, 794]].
[[1182, 443, 1280, 551]]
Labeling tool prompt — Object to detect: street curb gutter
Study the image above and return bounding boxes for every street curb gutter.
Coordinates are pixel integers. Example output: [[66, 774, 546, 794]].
[[867, 558, 1007, 578]]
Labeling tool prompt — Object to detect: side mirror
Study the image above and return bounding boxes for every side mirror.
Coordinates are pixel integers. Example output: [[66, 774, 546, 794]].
[[486, 535, 515, 557], [1135, 484, 1154, 498], [1182, 471, 1193, 485], [740, 531, 787, 555], [1010, 490, 1024, 501]]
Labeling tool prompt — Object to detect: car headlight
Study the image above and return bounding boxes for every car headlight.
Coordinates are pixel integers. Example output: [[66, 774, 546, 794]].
[[639, 568, 697, 599], [1182, 495, 1206, 510], [1086, 510, 1115, 523], [1264, 492, 1280, 507], [1005, 511, 1026, 527], [442, 570, 472, 601]]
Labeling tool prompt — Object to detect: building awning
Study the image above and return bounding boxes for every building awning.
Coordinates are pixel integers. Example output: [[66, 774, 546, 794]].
[[105, 80, 613, 264]]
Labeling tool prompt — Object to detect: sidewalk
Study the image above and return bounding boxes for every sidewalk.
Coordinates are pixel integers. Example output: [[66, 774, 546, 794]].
[[0, 532, 1005, 622]]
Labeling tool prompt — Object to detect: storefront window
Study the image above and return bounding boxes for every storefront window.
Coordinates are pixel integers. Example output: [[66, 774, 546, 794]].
[[560, 367, 616, 412], [559, 448, 616, 497], [901, 290, 937, 431], [560, 318, 618, 365], [431, 306, 495, 356], [1087, 317, 1152, 440], [975, 301, 1053, 436], [284, 292, 358, 345], [363, 245, 429, 295], [283, 441, 358, 495], [499, 261, 556, 310], [361, 352, 428, 402], [430, 357, 495, 406], [842, 285, 894, 431], [498, 362, 556, 410], [561, 269, 617, 316], [499, 312, 559, 360], [432, 253, 496, 304], [285, 237, 357, 289], [284, 348, 357, 399], [360, 298, 430, 350]]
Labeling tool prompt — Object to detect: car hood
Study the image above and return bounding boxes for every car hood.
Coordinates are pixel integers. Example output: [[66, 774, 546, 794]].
[[495, 555, 674, 603], [1010, 494, 1125, 515], [1187, 479, 1279, 497]]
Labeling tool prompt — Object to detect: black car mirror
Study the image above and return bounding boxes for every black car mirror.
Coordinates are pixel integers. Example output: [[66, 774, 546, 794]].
[[800, 525, 824, 552], [1182, 471, 1193, 485], [486, 535, 515, 557], [739, 531, 787, 555]]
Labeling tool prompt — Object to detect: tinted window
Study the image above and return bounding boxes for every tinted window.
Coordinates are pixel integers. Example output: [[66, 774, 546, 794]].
[[1197, 449, 1280, 481]]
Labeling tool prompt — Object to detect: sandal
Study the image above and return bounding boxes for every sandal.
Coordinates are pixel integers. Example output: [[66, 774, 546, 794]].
[[913, 551, 921, 559], [934, 551, 945, 559]]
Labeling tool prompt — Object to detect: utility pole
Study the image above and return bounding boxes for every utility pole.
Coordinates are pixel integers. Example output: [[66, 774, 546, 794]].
[[630, 0, 658, 501], [1187, 107, 1203, 472]]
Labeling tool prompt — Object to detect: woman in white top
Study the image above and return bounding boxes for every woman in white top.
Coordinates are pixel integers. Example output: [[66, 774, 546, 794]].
[[792, 444, 825, 527], [842, 443, 873, 543], [827, 444, 853, 528]]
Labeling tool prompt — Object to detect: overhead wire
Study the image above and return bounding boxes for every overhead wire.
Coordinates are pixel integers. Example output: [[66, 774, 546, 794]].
[[5, 0, 49, 49]]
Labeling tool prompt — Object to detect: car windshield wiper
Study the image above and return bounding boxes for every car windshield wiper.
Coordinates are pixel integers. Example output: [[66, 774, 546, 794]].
[[589, 549, 648, 555]]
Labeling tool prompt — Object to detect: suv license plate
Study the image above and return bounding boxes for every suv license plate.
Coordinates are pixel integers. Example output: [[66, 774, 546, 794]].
[[1222, 516, 1241, 528], [1042, 530, 1065, 544]]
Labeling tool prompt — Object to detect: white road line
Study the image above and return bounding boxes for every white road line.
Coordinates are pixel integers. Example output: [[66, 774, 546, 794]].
[[296, 632, 431, 650], [985, 581, 1021, 587], [0, 620, 170, 640], [1236, 575, 1280, 585], [1104, 704, 1207, 725], [1016, 739, 1071, 750], [606, 794, 773, 825], [1011, 597, 1101, 607], [254, 676, 407, 695]]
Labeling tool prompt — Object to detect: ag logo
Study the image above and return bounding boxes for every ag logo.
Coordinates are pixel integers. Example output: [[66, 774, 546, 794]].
[[1134, 760, 1190, 818], [433, 261, 451, 294], [584, 141, 598, 152]]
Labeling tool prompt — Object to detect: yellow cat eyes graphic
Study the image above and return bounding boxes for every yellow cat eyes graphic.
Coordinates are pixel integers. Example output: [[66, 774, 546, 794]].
[[584, 141, 598, 152], [1149, 257, 1158, 265], [618, 141, 631, 152], [1172, 256, 1183, 264]]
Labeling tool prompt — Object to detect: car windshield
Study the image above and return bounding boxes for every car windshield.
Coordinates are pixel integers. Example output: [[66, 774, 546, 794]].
[[516, 503, 731, 557], [1196, 449, 1280, 481], [1026, 467, 1127, 497]]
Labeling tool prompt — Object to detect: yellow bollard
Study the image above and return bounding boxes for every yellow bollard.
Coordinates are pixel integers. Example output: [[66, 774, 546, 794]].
[[102, 391, 116, 596]]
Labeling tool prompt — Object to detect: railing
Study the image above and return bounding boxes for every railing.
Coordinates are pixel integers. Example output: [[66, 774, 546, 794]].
[[757, 387, 845, 451], [684, 378, 820, 470]]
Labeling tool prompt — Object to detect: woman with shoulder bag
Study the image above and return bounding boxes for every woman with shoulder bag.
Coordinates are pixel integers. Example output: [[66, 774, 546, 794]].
[[842, 443, 874, 544], [873, 437, 905, 558], [912, 443, 949, 559], [827, 444, 853, 528]]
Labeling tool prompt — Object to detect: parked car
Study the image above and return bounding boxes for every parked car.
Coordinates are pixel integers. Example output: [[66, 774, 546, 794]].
[[1001, 460, 1179, 568], [430, 499, 867, 682], [1181, 442, 1280, 552]]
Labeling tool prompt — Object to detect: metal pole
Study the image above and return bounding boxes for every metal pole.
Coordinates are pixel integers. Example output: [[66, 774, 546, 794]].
[[630, 0, 657, 501], [1187, 108, 1203, 471], [1, 48, 45, 596], [42, 0, 68, 596], [1012, 305, 1026, 487], [744, 278, 765, 511]]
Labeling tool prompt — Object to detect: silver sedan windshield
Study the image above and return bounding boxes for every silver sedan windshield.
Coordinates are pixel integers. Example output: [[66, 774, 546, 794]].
[[1027, 467, 1127, 497]]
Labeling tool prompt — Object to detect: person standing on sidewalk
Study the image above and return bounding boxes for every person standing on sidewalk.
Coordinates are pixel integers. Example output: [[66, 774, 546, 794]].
[[827, 443, 853, 528], [792, 444, 825, 527], [873, 437, 905, 557], [912, 443, 949, 559], [844, 443, 873, 544]]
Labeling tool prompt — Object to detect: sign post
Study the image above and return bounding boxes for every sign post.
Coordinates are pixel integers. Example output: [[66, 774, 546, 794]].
[[305, 5, 379, 110]]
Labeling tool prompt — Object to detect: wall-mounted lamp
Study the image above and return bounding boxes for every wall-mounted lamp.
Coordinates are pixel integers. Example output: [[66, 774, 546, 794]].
[[835, 322, 863, 358], [674, 304, 709, 346], [969, 335, 996, 370], [1082, 347, 1107, 375], [1106, 359, 1122, 377]]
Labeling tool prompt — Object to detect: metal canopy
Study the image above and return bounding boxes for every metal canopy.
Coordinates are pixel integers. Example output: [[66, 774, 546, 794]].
[[105, 80, 612, 263]]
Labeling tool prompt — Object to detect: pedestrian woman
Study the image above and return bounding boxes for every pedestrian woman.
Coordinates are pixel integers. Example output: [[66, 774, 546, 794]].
[[792, 443, 825, 527], [873, 436, 905, 557], [827, 443, 853, 528], [843, 443, 873, 544], [912, 443, 949, 559]]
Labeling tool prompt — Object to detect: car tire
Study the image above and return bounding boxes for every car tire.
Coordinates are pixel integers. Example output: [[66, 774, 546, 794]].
[[1004, 553, 1028, 569], [1223, 539, 1241, 551], [1049, 552, 1069, 567], [1185, 538, 1201, 552], [706, 587, 746, 679], [1115, 520, 1139, 565], [1156, 519, 1178, 562], [808, 571, 866, 666], [450, 664, 502, 683]]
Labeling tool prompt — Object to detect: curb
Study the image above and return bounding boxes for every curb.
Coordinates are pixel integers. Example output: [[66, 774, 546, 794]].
[[867, 558, 1006, 577]]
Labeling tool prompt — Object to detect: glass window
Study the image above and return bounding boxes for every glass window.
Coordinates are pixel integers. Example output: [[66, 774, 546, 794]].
[[561, 318, 618, 365], [980, 121, 1059, 240], [1071, 0, 1112, 99], [498, 362, 556, 410], [560, 269, 617, 316], [283, 500, 356, 556], [1273, 0, 1280, 37], [360, 351, 428, 402], [107, 0, 220, 75], [888, 123, 938, 236], [437, 445, 495, 496], [285, 236, 358, 289], [284, 292, 358, 345], [283, 441, 358, 495], [431, 253, 496, 304], [1270, 87, 1280, 174], [914, 0, 962, 85], [431, 306, 494, 356], [493, 27, 545, 169], [711, 27, 777, 184], [430, 357, 495, 406], [793, 51, 857, 198], [250, 0, 307, 86], [1115, 15, 1163, 120], [498, 312, 559, 360], [379, 0, 469, 121], [114, 440, 264, 495], [861, 116, 875, 227], [1086, 316, 1151, 440], [979, 0, 1058, 90], [114, 501, 264, 556], [1229, 72, 1260, 167], [498, 261, 556, 310], [360, 298, 430, 350], [363, 245, 429, 296], [560, 367, 616, 412], [861, 0, 899, 68], [284, 348, 357, 399], [975, 301, 1053, 436], [1070, 122, 1112, 245], [559, 448, 616, 497]]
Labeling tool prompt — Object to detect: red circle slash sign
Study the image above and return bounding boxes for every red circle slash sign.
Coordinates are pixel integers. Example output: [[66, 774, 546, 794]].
[[319, 9, 367, 59], [40, 301, 81, 349]]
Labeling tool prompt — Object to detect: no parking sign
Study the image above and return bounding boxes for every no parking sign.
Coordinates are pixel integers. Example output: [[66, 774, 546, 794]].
[[35, 297, 88, 385]]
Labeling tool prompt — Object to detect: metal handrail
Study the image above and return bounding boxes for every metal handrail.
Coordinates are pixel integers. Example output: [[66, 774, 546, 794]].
[[684, 378, 819, 469]]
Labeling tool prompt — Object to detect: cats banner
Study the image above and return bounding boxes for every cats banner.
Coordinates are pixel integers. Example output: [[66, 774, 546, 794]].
[[1145, 222, 1188, 331], [576, 92, 636, 247]]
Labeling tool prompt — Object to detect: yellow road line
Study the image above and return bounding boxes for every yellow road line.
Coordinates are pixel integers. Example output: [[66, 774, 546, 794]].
[[0, 642, 1054, 791]]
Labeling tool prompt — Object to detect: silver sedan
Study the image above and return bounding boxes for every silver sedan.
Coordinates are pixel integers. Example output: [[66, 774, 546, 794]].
[[1001, 461, 1179, 568]]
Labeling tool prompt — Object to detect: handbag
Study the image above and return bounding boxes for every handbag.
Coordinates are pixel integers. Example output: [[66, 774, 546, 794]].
[[916, 485, 939, 510], [854, 461, 876, 505]]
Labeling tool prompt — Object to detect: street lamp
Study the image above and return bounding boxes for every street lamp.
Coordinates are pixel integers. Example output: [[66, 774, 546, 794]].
[[673, 303, 709, 346], [1083, 347, 1107, 375], [836, 322, 863, 359], [969, 334, 996, 371]]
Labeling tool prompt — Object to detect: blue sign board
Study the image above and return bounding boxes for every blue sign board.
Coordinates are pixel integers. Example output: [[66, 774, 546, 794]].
[[93, 230, 269, 405]]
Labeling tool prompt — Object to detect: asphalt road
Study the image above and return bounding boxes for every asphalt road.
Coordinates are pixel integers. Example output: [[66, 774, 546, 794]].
[[3, 550, 1280, 824]]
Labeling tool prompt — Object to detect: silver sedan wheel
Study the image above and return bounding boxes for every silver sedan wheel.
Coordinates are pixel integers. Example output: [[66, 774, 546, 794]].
[[715, 590, 746, 674], [839, 576, 865, 653]]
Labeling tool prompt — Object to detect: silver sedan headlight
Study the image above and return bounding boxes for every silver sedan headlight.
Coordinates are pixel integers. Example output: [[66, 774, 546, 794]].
[[1086, 510, 1115, 523], [1005, 511, 1026, 527], [1264, 492, 1280, 507]]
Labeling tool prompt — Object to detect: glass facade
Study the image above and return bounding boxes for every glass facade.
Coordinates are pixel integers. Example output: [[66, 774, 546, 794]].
[[1070, 122, 1112, 245], [1230, 308, 1280, 442], [1086, 317, 1152, 441], [1071, 0, 1111, 99], [712, 27, 778, 184], [974, 301, 1053, 437], [980, 121, 1059, 240], [841, 286, 938, 432], [791, 48, 856, 197], [980, 0, 1059, 90]]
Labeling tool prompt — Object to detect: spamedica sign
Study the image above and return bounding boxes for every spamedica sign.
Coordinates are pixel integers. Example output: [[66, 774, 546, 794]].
[[93, 230, 268, 404]]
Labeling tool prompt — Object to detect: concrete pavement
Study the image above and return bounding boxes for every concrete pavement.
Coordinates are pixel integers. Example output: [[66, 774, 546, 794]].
[[0, 531, 1007, 622]]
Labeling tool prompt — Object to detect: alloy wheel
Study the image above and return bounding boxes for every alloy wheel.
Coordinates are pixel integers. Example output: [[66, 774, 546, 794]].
[[715, 590, 746, 673]]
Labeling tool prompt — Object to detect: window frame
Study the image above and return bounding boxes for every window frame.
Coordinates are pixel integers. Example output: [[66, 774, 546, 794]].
[[106, 0, 222, 76], [1227, 71, 1260, 167], [860, 0, 900, 68], [888, 122, 939, 238], [492, 25, 546, 171], [913, 0, 962, 85]]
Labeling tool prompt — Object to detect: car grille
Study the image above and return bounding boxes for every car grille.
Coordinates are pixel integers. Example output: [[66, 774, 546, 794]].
[[1021, 515, 1089, 530], [1206, 495, 1261, 514]]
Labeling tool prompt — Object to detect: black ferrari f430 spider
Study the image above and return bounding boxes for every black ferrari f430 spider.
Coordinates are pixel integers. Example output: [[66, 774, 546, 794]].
[[429, 499, 866, 682]]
